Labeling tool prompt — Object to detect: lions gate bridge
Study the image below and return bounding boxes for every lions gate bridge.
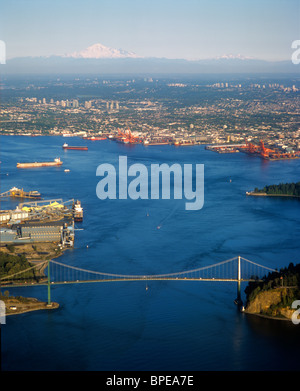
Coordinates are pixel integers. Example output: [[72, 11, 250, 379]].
[[0, 256, 277, 307]]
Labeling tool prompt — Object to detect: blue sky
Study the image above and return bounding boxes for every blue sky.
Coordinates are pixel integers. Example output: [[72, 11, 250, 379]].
[[1, 0, 299, 60]]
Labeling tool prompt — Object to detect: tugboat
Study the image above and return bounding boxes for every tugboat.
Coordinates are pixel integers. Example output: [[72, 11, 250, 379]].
[[73, 200, 83, 222]]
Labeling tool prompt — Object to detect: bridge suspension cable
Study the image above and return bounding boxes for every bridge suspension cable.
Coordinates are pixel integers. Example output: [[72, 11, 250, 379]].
[[47, 256, 277, 284], [239, 256, 277, 272], [0, 256, 278, 286], [49, 256, 241, 280]]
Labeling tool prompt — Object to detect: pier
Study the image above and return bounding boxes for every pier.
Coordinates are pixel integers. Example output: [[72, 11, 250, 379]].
[[205, 143, 246, 153], [0, 187, 41, 199]]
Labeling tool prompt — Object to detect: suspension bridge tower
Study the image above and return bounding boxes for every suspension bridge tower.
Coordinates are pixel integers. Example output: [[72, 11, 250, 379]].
[[47, 259, 51, 307], [235, 256, 243, 307]]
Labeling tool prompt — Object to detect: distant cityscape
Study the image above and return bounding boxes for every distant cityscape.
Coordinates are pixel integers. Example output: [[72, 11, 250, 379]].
[[1, 76, 299, 153]]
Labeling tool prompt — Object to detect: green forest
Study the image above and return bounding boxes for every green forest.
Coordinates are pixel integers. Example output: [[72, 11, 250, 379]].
[[0, 251, 36, 280], [254, 181, 300, 196]]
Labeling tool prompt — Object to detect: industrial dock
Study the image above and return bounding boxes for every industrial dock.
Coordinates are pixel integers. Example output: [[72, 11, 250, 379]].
[[206, 140, 300, 160], [0, 187, 42, 199], [0, 198, 83, 248]]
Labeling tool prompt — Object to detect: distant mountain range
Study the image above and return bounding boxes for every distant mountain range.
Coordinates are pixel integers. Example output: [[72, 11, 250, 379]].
[[2, 43, 298, 75], [64, 43, 140, 59]]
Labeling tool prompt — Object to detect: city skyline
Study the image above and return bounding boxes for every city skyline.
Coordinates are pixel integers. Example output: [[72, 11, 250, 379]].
[[1, 0, 299, 62]]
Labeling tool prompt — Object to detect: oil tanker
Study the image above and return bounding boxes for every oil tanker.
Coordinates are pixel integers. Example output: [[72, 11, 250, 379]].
[[17, 158, 63, 168], [63, 143, 88, 150]]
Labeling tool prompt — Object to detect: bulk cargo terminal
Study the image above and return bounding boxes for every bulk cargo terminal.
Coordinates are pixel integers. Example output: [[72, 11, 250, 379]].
[[0, 197, 83, 248]]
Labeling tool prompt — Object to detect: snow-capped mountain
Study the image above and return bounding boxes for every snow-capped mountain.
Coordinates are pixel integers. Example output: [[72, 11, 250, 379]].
[[215, 54, 254, 60], [4, 43, 296, 74], [65, 43, 140, 59]]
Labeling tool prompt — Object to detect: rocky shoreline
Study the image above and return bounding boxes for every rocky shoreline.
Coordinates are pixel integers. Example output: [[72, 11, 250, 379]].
[[243, 310, 292, 321], [244, 287, 296, 322]]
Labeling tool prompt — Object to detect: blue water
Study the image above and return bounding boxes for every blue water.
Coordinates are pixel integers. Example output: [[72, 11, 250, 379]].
[[1, 135, 300, 371]]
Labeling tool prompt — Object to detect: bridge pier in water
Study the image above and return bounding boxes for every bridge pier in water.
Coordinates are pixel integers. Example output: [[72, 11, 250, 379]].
[[234, 256, 243, 308]]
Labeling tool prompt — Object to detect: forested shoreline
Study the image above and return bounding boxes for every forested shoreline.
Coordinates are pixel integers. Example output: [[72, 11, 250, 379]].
[[253, 181, 300, 196]]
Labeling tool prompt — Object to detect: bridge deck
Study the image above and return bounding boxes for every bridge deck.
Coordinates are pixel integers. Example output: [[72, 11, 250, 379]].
[[0, 256, 275, 288], [2, 277, 262, 288]]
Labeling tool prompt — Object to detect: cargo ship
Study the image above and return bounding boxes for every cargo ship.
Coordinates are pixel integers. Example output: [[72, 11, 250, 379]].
[[116, 137, 130, 144], [144, 141, 170, 146], [83, 136, 107, 140], [174, 140, 195, 146], [17, 158, 63, 168], [63, 143, 88, 150], [0, 187, 41, 199], [73, 200, 83, 222]]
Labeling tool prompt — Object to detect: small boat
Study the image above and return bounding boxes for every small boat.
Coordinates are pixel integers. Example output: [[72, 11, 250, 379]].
[[234, 298, 243, 306]]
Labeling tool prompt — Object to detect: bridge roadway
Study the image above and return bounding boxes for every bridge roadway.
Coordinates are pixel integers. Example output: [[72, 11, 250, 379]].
[[1, 276, 262, 288], [0, 256, 275, 290]]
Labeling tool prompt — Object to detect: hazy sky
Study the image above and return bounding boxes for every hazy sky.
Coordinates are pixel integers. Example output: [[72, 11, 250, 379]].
[[1, 0, 299, 61]]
